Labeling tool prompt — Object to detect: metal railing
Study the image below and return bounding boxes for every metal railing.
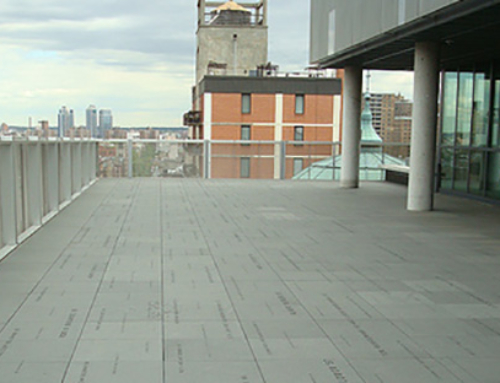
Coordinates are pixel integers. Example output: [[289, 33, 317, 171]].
[[0, 137, 98, 260]]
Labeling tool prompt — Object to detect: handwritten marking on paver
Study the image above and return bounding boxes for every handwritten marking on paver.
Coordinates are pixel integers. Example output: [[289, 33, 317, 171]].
[[35, 327, 44, 340], [248, 253, 263, 270], [201, 325, 212, 358], [252, 322, 272, 355], [230, 277, 245, 301], [217, 300, 234, 338], [205, 266, 215, 283], [78, 361, 90, 383], [95, 308, 106, 330], [112, 355, 119, 374], [60, 309, 78, 338], [14, 361, 24, 374], [283, 331, 295, 349], [120, 313, 127, 333], [36, 287, 48, 302], [88, 264, 98, 279], [323, 359, 348, 383], [276, 292, 297, 316], [177, 344, 184, 373], [323, 294, 388, 356], [148, 301, 160, 320], [172, 299, 180, 324], [59, 253, 73, 269], [0, 329, 19, 358]]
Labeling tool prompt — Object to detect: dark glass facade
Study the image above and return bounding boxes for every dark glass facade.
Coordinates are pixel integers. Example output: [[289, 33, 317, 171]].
[[440, 61, 500, 200]]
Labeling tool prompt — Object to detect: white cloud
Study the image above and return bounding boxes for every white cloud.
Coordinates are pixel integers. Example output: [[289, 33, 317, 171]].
[[0, 44, 193, 126], [368, 70, 414, 100]]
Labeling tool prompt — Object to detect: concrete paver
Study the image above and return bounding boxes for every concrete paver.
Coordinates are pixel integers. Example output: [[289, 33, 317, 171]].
[[1, 179, 500, 382]]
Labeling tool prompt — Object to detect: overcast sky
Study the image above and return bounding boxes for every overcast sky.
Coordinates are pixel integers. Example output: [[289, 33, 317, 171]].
[[0, 0, 413, 127]]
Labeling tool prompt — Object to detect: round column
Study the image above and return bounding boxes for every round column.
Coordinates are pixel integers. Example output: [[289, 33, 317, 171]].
[[340, 66, 362, 188], [407, 41, 440, 211]]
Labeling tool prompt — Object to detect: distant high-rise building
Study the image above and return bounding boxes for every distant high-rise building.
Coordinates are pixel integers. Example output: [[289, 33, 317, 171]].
[[99, 109, 113, 138], [58, 106, 74, 137], [366, 93, 412, 159], [86, 105, 98, 137]]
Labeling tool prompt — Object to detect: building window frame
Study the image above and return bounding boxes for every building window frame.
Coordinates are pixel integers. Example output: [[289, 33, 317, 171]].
[[241, 125, 251, 145], [242, 93, 251, 114], [294, 125, 304, 145], [240, 157, 250, 178], [295, 94, 305, 114]]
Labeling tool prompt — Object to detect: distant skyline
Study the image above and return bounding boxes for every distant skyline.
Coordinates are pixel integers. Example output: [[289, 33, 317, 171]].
[[0, 0, 413, 127]]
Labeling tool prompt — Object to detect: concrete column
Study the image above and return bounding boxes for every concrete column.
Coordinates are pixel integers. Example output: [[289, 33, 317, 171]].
[[407, 41, 440, 211], [340, 66, 362, 188]]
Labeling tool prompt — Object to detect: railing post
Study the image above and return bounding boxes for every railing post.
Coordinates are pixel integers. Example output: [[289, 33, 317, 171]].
[[82, 142, 89, 187], [0, 143, 18, 249], [93, 142, 98, 180], [77, 142, 83, 191], [128, 138, 133, 178], [70, 142, 76, 196], [42, 142, 59, 218], [25, 141, 43, 228], [60, 141, 72, 206], [204, 139, 211, 179], [280, 141, 286, 180]]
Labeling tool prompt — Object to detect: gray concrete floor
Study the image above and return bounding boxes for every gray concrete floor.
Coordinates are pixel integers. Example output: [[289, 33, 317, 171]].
[[1, 179, 500, 383]]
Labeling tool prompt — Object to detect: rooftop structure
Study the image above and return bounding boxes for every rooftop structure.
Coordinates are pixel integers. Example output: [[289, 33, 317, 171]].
[[195, 0, 268, 88]]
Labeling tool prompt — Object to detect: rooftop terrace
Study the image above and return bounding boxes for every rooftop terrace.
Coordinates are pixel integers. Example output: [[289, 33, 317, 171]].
[[1, 179, 500, 382]]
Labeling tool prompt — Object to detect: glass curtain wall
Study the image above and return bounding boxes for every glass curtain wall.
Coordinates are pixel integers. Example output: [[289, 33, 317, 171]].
[[487, 65, 500, 198], [440, 61, 500, 200]]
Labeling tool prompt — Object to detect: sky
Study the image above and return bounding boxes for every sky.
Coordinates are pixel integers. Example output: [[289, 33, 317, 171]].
[[0, 0, 413, 127]]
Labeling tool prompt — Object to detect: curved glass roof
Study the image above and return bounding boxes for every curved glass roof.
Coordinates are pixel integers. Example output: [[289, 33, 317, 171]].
[[293, 93, 407, 181]]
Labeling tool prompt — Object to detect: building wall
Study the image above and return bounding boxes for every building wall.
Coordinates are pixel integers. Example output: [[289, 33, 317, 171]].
[[197, 26, 268, 86], [310, 0, 459, 63], [204, 91, 338, 179]]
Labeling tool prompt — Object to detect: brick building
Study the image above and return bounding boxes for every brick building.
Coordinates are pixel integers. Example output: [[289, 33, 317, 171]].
[[195, 75, 342, 179]]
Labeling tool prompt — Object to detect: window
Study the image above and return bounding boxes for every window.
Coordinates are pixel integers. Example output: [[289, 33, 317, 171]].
[[240, 157, 250, 178], [241, 125, 251, 145], [294, 126, 304, 142], [242, 94, 251, 114], [295, 94, 305, 114], [293, 158, 303, 176]]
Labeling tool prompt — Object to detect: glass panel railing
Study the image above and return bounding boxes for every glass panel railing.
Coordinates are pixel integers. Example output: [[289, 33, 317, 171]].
[[210, 140, 276, 179], [98, 141, 129, 178], [96, 140, 412, 181], [98, 140, 205, 178], [151, 140, 204, 178], [287, 141, 339, 180]]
